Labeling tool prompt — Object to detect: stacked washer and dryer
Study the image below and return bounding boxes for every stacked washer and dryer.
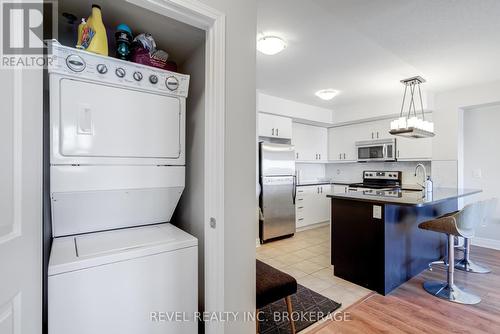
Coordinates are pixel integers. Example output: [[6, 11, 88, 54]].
[[47, 42, 197, 333]]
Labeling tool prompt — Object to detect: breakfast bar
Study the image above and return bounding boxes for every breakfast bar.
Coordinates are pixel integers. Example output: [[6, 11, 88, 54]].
[[327, 188, 481, 295]]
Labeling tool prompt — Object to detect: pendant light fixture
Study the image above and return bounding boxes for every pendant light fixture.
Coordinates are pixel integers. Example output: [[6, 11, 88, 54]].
[[389, 76, 435, 138]]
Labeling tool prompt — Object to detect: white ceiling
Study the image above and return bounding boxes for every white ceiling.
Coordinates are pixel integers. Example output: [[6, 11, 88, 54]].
[[257, 0, 500, 108]]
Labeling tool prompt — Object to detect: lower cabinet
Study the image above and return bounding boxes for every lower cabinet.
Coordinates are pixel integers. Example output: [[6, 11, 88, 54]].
[[296, 185, 330, 228]]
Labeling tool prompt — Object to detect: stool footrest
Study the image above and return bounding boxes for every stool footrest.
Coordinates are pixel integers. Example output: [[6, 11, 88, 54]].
[[455, 258, 491, 274], [423, 281, 481, 305]]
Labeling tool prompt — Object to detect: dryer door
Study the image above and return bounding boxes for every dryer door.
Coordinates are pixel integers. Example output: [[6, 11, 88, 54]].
[[53, 78, 184, 164]]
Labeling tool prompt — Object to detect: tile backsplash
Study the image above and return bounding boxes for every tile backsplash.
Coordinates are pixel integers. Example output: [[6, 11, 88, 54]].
[[325, 161, 432, 186], [296, 163, 326, 184]]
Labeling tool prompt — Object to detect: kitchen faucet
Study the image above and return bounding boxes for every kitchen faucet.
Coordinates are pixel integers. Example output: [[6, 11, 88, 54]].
[[414, 163, 427, 190]]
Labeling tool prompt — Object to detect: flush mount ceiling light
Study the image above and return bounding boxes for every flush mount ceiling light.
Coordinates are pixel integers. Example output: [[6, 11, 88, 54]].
[[257, 36, 287, 55], [389, 76, 435, 139], [315, 89, 339, 101]]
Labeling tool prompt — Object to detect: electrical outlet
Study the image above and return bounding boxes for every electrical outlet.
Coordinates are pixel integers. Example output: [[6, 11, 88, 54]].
[[373, 205, 382, 219], [473, 169, 482, 179]]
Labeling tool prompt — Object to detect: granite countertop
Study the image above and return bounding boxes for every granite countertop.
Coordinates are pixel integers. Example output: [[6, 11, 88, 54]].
[[326, 188, 482, 207], [297, 180, 354, 187]]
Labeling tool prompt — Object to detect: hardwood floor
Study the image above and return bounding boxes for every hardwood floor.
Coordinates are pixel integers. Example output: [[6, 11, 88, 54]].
[[309, 246, 500, 334]]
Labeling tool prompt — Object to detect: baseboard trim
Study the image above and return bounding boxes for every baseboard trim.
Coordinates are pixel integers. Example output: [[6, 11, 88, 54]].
[[296, 221, 329, 233], [256, 238, 261, 248], [471, 237, 500, 251]]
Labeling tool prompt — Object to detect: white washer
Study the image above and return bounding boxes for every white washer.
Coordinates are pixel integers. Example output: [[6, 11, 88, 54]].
[[47, 42, 197, 333], [48, 224, 198, 334]]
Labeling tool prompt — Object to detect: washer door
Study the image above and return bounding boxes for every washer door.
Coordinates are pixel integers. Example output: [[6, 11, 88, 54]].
[[56, 78, 182, 162]]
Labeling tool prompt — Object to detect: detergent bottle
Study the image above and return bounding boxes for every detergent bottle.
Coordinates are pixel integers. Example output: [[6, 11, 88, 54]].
[[84, 4, 108, 56], [76, 18, 86, 48]]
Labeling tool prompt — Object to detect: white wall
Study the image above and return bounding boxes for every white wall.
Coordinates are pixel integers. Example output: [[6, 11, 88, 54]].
[[174, 42, 206, 315], [463, 104, 500, 244], [257, 92, 334, 125], [200, 0, 257, 333], [331, 93, 434, 125], [326, 161, 431, 186], [432, 80, 500, 188]]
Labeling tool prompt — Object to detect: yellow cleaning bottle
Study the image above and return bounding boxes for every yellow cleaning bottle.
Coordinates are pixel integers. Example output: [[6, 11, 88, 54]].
[[85, 4, 108, 56], [76, 18, 86, 48]]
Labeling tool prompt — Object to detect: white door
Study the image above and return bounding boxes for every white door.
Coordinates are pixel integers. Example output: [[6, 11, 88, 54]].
[[0, 71, 42, 333]]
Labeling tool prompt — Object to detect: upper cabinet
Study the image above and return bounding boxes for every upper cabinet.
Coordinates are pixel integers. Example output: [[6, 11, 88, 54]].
[[292, 123, 327, 161], [328, 124, 359, 162], [396, 115, 433, 160], [258, 113, 292, 139], [328, 116, 433, 162]]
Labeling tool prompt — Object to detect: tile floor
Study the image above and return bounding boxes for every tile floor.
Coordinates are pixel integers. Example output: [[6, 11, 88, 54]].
[[256, 225, 372, 315]]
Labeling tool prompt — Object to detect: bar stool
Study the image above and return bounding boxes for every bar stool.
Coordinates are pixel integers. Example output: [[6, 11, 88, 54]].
[[418, 203, 481, 304], [455, 198, 497, 273]]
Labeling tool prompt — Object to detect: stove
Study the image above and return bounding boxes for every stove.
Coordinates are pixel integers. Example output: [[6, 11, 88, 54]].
[[348, 171, 402, 191]]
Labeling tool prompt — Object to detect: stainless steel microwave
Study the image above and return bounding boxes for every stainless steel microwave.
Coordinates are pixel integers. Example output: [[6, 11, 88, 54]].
[[356, 138, 396, 162]]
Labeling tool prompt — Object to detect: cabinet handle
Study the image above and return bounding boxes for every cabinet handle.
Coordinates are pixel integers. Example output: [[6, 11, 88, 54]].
[[319, 154, 321, 160], [397, 150, 400, 158], [297, 206, 304, 209], [297, 190, 304, 193], [320, 187, 323, 193], [343, 153, 346, 159], [339, 153, 341, 160], [276, 128, 279, 136], [272, 128, 274, 136], [371, 132, 374, 139], [377, 131, 379, 138], [297, 198, 303, 201], [296, 152, 299, 159], [298, 218, 304, 221]]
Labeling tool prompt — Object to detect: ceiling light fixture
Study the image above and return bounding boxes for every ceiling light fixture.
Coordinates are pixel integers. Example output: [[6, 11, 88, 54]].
[[257, 36, 287, 55], [389, 76, 435, 139], [315, 89, 339, 101]]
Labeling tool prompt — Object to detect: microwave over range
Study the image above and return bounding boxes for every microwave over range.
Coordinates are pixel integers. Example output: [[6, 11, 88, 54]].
[[356, 138, 396, 162]]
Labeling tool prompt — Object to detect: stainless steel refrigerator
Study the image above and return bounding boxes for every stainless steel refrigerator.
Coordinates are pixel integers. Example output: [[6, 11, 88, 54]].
[[259, 142, 296, 242]]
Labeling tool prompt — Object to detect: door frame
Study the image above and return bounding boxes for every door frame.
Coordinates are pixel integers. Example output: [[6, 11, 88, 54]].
[[128, 1, 226, 333]]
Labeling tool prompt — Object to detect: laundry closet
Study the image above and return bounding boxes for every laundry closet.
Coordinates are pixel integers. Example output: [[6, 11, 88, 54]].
[[43, 1, 207, 332]]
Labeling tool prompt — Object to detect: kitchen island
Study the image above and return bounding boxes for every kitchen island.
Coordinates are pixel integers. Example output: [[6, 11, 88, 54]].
[[327, 188, 481, 295]]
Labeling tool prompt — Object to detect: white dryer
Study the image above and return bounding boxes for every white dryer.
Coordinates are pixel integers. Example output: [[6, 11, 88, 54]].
[[47, 42, 197, 333]]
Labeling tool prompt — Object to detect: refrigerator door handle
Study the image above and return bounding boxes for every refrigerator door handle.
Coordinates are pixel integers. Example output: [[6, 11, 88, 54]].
[[292, 175, 297, 205]]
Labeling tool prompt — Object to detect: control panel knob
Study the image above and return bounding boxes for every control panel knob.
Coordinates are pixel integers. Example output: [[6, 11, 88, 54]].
[[149, 74, 158, 84], [133, 71, 143, 81], [96, 63, 108, 74], [115, 67, 126, 78], [66, 54, 86, 72], [165, 76, 179, 91]]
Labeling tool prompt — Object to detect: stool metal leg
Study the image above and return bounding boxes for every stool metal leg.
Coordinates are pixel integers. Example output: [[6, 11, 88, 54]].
[[423, 234, 481, 305], [455, 238, 491, 273]]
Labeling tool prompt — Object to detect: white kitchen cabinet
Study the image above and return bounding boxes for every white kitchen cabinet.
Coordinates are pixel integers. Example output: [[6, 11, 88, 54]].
[[328, 117, 432, 162], [328, 124, 358, 162], [295, 184, 330, 228], [396, 115, 433, 160], [292, 123, 327, 161], [258, 113, 292, 139], [355, 120, 391, 141], [396, 137, 432, 160]]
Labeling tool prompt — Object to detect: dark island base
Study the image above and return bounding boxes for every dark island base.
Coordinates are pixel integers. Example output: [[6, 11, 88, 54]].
[[331, 198, 457, 295]]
